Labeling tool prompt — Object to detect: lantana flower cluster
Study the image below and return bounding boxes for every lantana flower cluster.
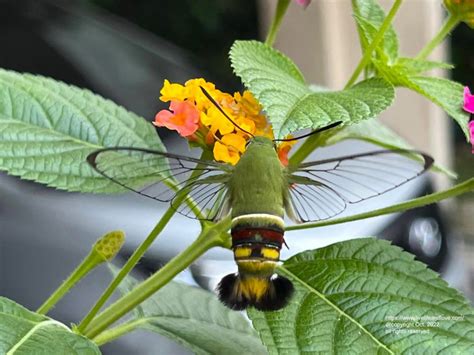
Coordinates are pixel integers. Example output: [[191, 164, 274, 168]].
[[154, 78, 294, 165]]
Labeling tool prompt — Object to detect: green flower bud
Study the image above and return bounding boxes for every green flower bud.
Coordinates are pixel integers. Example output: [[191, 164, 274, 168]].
[[444, 0, 474, 28], [93, 230, 125, 262]]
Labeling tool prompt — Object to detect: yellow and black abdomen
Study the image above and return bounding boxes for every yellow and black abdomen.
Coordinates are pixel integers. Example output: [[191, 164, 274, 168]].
[[217, 215, 294, 310]]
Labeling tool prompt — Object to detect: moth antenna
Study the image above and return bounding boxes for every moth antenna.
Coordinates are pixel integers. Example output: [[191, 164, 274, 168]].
[[274, 121, 343, 142], [199, 86, 254, 137]]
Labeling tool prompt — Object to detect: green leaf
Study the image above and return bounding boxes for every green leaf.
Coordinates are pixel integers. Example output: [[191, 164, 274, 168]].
[[409, 76, 470, 140], [230, 40, 395, 138], [396, 58, 454, 75], [373, 61, 470, 141], [0, 69, 165, 193], [352, 0, 399, 63], [0, 297, 100, 354], [108, 265, 266, 355], [248, 238, 474, 354], [314, 120, 456, 178]]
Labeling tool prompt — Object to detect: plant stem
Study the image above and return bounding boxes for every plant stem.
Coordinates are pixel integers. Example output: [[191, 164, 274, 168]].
[[289, 0, 404, 165], [416, 14, 460, 60], [77, 151, 210, 332], [93, 318, 149, 346], [37, 252, 104, 315], [286, 178, 474, 231], [345, 0, 403, 89], [83, 217, 232, 339], [265, 0, 291, 46], [76, 208, 176, 332]]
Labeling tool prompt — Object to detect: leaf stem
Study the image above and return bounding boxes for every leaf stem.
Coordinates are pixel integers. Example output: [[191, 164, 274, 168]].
[[265, 0, 291, 46], [36, 251, 104, 315], [83, 217, 232, 339], [286, 178, 474, 231], [76, 151, 211, 332], [345, 0, 403, 89], [416, 13, 460, 60]]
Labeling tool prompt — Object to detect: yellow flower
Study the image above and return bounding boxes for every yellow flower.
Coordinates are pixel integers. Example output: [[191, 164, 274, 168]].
[[444, 0, 474, 27], [159, 80, 188, 102], [214, 142, 240, 165], [234, 91, 262, 117], [222, 133, 247, 153], [185, 78, 218, 110], [235, 117, 256, 136], [200, 109, 235, 135]]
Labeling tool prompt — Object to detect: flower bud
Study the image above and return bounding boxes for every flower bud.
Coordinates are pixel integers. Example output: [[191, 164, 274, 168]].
[[93, 230, 125, 262], [444, 0, 474, 27], [295, 0, 311, 8]]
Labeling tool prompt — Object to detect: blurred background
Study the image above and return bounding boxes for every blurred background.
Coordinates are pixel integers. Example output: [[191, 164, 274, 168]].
[[0, 0, 473, 354]]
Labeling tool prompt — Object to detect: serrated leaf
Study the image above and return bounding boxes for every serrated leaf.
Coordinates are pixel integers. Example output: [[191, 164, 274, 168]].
[[0, 297, 100, 354], [248, 238, 474, 354], [373, 61, 470, 141], [409, 76, 470, 140], [352, 0, 399, 63], [230, 41, 394, 138], [0, 69, 166, 193], [396, 58, 454, 75], [109, 265, 266, 355], [313, 120, 456, 178]]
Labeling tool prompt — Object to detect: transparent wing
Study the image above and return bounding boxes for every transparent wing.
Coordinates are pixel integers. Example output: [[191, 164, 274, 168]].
[[286, 149, 433, 223], [87, 147, 233, 221]]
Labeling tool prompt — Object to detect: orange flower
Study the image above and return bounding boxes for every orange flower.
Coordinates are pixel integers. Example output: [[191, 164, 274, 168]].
[[154, 101, 200, 137], [277, 141, 295, 166]]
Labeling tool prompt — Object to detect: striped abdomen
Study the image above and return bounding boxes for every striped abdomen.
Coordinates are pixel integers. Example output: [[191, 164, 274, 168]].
[[217, 214, 294, 311]]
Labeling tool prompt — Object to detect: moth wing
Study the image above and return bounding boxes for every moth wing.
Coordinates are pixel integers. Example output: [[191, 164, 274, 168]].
[[285, 149, 433, 223], [87, 147, 233, 221]]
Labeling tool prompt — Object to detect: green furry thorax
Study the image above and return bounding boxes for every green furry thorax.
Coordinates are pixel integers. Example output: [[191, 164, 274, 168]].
[[228, 137, 287, 218]]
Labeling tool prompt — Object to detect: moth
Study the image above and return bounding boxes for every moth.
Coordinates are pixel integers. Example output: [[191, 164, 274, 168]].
[[88, 88, 433, 311]]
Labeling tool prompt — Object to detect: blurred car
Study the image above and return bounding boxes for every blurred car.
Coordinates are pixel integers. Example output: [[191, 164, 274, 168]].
[[0, 1, 457, 354]]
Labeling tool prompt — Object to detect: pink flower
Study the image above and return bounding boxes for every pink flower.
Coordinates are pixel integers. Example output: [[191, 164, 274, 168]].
[[294, 0, 311, 8], [469, 121, 474, 153], [463, 87, 474, 153], [154, 101, 200, 137], [463, 86, 474, 114]]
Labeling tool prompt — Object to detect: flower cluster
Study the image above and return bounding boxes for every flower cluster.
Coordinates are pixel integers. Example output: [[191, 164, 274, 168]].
[[463, 86, 474, 153], [154, 79, 294, 165]]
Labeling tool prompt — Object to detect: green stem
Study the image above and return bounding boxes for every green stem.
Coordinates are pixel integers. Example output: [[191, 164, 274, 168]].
[[265, 0, 291, 46], [76, 208, 176, 332], [37, 252, 104, 315], [83, 217, 232, 339], [416, 14, 460, 60], [345, 0, 403, 89], [93, 318, 149, 346], [77, 150, 211, 332], [290, 0, 404, 166], [286, 178, 474, 231]]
